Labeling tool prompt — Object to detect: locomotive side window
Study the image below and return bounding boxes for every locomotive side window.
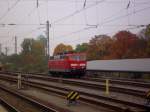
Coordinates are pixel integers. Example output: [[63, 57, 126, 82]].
[[80, 55, 86, 60], [53, 55, 69, 60], [69, 55, 86, 61], [54, 55, 60, 60]]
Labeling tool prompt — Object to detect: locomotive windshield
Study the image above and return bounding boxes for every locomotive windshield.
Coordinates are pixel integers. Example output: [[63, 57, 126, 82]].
[[69, 55, 86, 61]]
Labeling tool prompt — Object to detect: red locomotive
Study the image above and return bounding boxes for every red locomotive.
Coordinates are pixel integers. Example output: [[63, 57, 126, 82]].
[[48, 52, 86, 78]]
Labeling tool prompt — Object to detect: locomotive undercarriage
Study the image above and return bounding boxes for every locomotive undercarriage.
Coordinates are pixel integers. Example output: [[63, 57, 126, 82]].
[[49, 69, 86, 78]]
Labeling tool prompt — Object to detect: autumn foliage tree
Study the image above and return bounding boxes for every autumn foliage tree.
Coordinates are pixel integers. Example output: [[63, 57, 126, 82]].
[[79, 30, 150, 60], [1, 25, 150, 72], [53, 43, 73, 55], [108, 31, 140, 59], [87, 35, 112, 60]]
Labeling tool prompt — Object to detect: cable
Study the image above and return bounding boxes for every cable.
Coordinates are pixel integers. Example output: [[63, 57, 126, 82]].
[[46, 0, 48, 20], [0, 23, 45, 26], [28, 6, 37, 17], [52, 0, 147, 26], [37, 7, 41, 24], [126, 0, 131, 27], [55, 25, 97, 39], [0, 0, 149, 4], [0, 0, 21, 21], [95, 0, 99, 26], [100, 5, 150, 26], [52, 0, 105, 24], [83, 0, 87, 8], [22, 26, 44, 38], [53, 3, 150, 40]]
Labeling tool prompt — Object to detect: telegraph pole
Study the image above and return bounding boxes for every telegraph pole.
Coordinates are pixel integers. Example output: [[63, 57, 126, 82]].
[[46, 20, 50, 58], [15, 36, 17, 54]]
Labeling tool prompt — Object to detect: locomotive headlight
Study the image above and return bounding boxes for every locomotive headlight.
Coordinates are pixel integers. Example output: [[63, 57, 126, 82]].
[[80, 63, 86, 66], [71, 64, 78, 66]]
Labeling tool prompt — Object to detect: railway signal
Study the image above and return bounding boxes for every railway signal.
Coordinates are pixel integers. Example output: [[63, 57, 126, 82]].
[[67, 91, 80, 106]]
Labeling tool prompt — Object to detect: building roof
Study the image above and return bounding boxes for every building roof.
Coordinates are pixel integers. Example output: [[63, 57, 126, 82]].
[[87, 58, 150, 73]]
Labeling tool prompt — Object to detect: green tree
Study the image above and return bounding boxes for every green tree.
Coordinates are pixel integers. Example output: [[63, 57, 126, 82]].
[[21, 38, 47, 72], [75, 43, 88, 53], [144, 25, 150, 56], [138, 25, 150, 57], [37, 35, 47, 56]]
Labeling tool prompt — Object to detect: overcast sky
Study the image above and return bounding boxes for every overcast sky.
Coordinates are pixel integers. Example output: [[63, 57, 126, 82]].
[[0, 0, 150, 55]]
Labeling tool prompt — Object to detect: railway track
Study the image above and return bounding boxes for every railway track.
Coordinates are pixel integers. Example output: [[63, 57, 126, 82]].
[[82, 77, 150, 88], [0, 82, 73, 112], [1, 71, 150, 82], [28, 75, 147, 98], [0, 97, 20, 112], [0, 71, 149, 96], [0, 71, 149, 98], [1, 71, 150, 88], [0, 73, 149, 112]]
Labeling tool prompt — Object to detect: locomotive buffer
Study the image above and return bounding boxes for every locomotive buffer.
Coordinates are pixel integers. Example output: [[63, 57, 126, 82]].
[[67, 91, 80, 106]]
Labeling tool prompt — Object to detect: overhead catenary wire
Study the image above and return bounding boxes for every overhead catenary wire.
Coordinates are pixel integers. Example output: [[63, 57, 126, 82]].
[[100, 4, 150, 26], [51, 0, 149, 26], [95, 0, 99, 26], [46, 0, 48, 20], [0, 0, 148, 25], [6, 2, 149, 41], [0, 0, 21, 21], [37, 7, 41, 24], [58, 24, 148, 44], [83, 0, 87, 8], [22, 27, 43, 37], [0, 0, 150, 54], [52, 0, 106, 24], [0, 1, 149, 30], [126, 0, 131, 27], [54, 25, 147, 40], [0, 0, 149, 4], [2, 0, 43, 44], [53, 4, 150, 40], [83, 0, 88, 25]]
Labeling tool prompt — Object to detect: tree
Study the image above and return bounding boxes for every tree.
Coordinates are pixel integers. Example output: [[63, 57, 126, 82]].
[[37, 35, 47, 56], [21, 38, 34, 54], [75, 43, 88, 53], [53, 43, 73, 55], [145, 24, 150, 40], [21, 38, 47, 72], [143, 25, 150, 56], [87, 35, 112, 60], [109, 31, 140, 59], [138, 25, 150, 57]]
